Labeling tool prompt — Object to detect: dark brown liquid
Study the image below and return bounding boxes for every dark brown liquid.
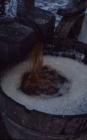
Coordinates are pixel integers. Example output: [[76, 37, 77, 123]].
[[30, 41, 43, 81]]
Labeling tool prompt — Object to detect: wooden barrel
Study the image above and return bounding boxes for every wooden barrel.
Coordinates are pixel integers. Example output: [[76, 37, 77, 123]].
[[0, 87, 87, 140], [0, 44, 87, 140]]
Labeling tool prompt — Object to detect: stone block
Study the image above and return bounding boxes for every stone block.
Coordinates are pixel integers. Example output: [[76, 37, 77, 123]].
[[18, 7, 55, 43], [0, 22, 35, 68]]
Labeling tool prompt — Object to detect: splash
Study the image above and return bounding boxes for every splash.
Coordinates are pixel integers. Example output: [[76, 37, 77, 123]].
[[20, 36, 70, 96]]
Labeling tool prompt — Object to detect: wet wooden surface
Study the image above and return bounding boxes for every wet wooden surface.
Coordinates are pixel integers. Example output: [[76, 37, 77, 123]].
[[0, 115, 12, 140], [0, 113, 87, 140]]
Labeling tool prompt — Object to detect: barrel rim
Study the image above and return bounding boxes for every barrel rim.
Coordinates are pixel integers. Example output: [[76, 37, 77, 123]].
[[1, 85, 87, 118]]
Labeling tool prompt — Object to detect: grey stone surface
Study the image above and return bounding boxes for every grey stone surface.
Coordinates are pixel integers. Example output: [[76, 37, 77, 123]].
[[0, 22, 35, 67]]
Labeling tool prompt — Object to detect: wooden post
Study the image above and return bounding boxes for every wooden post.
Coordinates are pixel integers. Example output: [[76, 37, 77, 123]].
[[0, 0, 5, 15], [17, 0, 35, 15]]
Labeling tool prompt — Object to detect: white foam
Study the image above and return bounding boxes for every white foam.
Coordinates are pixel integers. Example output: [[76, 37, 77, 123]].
[[1, 56, 87, 115]]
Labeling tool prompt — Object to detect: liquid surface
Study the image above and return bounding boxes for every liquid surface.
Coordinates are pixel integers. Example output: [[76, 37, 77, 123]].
[[1, 56, 87, 115]]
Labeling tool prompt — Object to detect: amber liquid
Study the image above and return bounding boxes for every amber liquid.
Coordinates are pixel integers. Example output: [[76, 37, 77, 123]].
[[29, 41, 44, 82]]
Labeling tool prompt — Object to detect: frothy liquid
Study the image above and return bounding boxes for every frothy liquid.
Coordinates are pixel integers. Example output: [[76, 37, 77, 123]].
[[1, 56, 87, 115]]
